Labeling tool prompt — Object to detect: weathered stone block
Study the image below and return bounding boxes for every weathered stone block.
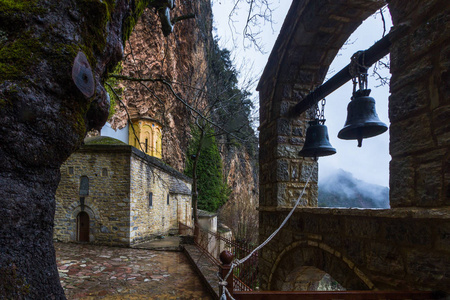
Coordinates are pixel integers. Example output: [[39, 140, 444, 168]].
[[303, 215, 320, 233], [280, 101, 291, 116], [390, 113, 435, 157], [291, 162, 300, 181], [276, 144, 303, 159], [289, 137, 304, 145], [411, 12, 449, 57], [276, 183, 287, 206], [365, 242, 404, 275], [277, 118, 291, 136], [277, 160, 290, 182], [406, 249, 450, 288], [292, 126, 304, 137], [390, 56, 433, 93], [315, 216, 341, 234], [437, 222, 450, 253], [390, 157, 415, 207], [388, 0, 422, 24], [432, 105, 450, 146], [308, 187, 319, 207], [389, 84, 427, 122], [345, 217, 381, 238], [300, 162, 318, 183], [416, 161, 443, 207], [440, 43, 450, 69], [383, 220, 432, 246], [439, 70, 450, 106]]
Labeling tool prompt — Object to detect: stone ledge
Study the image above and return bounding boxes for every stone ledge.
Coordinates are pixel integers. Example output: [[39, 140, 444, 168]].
[[257, 206, 450, 219], [183, 244, 220, 299]]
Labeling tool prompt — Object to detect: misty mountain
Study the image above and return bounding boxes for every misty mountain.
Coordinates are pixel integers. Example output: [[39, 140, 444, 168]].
[[318, 169, 389, 208]]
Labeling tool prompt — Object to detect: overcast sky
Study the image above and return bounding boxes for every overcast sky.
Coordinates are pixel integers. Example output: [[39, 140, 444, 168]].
[[212, 1, 392, 187]]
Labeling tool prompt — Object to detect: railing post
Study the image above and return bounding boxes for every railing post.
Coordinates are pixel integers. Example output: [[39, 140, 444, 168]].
[[194, 222, 200, 245], [219, 250, 234, 298]]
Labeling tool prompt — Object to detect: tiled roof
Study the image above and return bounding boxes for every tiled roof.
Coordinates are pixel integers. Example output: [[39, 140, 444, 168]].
[[169, 177, 191, 195]]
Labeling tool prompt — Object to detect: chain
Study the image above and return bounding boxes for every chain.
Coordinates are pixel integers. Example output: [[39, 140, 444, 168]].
[[350, 51, 369, 96], [315, 98, 326, 124]]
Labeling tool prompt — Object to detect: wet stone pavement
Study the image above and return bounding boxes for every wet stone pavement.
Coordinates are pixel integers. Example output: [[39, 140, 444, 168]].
[[55, 242, 213, 299]]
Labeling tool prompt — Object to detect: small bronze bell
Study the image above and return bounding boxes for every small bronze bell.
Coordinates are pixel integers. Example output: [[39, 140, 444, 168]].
[[299, 119, 336, 159], [338, 89, 388, 147]]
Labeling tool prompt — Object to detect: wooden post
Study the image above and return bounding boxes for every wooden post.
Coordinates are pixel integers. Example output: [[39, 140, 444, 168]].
[[219, 250, 234, 298]]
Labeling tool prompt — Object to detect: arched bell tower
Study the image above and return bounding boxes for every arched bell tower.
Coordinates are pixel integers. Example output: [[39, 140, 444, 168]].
[[128, 117, 163, 158]]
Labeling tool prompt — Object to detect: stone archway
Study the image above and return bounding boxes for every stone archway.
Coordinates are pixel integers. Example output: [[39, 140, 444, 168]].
[[268, 241, 372, 291], [71, 204, 98, 242], [279, 266, 344, 291]]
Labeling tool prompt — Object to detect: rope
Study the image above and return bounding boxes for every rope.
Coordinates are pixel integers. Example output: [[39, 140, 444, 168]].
[[218, 166, 315, 299]]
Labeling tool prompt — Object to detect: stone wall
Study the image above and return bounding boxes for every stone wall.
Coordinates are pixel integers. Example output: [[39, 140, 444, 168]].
[[54, 142, 192, 246], [388, 0, 450, 207], [129, 151, 192, 244], [259, 208, 450, 292], [54, 146, 131, 246]]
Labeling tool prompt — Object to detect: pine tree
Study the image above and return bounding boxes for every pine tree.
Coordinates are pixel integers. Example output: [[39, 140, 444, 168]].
[[185, 125, 230, 213]]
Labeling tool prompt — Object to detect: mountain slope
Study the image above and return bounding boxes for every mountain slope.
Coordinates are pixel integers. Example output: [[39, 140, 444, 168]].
[[318, 169, 389, 208]]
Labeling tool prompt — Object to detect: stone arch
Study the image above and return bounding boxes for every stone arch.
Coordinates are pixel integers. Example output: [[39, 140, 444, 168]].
[[69, 201, 100, 242], [71, 204, 98, 221], [258, 0, 389, 209], [268, 240, 374, 291]]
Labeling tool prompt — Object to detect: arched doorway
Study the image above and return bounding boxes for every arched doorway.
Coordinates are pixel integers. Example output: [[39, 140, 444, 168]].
[[270, 245, 370, 291], [281, 266, 345, 291], [77, 211, 90, 242]]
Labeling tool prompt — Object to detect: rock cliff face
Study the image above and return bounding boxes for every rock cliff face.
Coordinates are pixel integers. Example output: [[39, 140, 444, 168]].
[[219, 145, 259, 243], [109, 0, 213, 171], [107, 0, 259, 236]]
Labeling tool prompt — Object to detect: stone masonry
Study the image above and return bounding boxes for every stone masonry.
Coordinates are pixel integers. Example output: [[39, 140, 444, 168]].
[[257, 0, 450, 293], [54, 137, 192, 246]]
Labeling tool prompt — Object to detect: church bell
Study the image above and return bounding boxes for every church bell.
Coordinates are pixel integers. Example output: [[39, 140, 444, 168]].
[[338, 89, 387, 147], [299, 119, 336, 159]]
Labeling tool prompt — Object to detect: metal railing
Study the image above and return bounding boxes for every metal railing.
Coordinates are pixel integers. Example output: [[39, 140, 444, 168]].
[[179, 222, 258, 291]]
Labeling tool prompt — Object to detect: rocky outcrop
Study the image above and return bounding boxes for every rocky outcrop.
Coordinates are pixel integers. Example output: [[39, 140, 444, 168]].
[[109, 1, 213, 171], [219, 145, 259, 243]]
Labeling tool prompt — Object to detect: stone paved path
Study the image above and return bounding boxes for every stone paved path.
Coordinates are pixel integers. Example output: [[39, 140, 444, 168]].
[[55, 242, 212, 299]]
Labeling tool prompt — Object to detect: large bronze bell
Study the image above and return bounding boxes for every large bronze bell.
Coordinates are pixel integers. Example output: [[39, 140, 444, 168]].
[[338, 89, 388, 147], [299, 119, 336, 159]]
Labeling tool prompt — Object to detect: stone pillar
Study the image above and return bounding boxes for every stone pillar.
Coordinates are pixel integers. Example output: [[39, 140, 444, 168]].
[[388, 0, 450, 207], [258, 82, 318, 210]]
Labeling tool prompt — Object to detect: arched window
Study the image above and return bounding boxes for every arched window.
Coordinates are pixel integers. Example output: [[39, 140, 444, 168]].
[[79, 176, 89, 196]]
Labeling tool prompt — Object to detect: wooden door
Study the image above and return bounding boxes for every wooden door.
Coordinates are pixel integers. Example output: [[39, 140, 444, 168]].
[[77, 211, 90, 242]]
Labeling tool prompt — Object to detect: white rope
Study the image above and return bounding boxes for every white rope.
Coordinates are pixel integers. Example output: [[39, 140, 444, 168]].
[[219, 166, 315, 299]]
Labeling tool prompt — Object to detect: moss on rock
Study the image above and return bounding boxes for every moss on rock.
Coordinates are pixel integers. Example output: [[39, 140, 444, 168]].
[[122, 0, 154, 44]]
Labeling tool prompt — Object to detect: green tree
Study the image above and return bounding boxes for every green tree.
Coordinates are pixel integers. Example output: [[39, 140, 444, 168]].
[[185, 124, 230, 213]]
